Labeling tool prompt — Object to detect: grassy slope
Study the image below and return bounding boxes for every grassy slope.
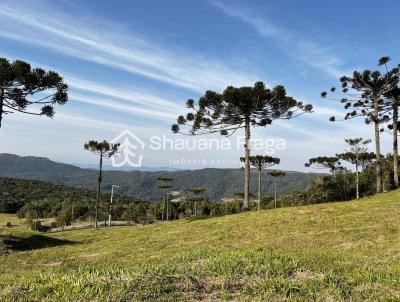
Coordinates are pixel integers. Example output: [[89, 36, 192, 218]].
[[0, 190, 400, 301]]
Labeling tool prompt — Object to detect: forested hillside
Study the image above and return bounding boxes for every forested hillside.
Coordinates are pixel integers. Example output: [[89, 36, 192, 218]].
[[0, 154, 323, 201], [0, 178, 138, 213]]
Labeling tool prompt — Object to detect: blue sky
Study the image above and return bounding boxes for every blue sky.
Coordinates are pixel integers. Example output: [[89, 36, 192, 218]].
[[0, 0, 399, 171]]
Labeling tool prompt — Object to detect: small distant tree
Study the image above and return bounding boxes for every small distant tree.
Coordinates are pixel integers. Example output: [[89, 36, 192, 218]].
[[305, 156, 342, 174], [172, 81, 312, 210], [337, 138, 372, 200], [321, 58, 399, 192], [84, 140, 119, 229], [268, 170, 286, 208], [0, 57, 68, 128], [240, 155, 280, 211], [187, 187, 206, 218], [158, 177, 173, 221]]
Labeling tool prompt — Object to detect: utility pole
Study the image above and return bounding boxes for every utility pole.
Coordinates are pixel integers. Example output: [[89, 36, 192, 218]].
[[108, 185, 120, 227]]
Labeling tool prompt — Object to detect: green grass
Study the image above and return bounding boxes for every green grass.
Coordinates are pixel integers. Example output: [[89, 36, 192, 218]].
[[1, 190, 400, 301]]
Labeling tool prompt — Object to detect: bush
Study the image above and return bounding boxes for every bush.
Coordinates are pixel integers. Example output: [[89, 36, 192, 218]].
[[3, 221, 12, 228], [25, 219, 50, 232], [0, 238, 8, 254], [55, 208, 72, 227]]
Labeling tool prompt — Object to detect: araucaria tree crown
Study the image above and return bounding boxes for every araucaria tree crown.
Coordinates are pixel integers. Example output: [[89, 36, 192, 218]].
[[0, 57, 68, 127], [305, 156, 342, 174], [84, 140, 120, 159], [172, 81, 312, 135]]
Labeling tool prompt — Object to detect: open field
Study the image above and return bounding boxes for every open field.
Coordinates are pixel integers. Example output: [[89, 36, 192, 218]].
[[1, 191, 400, 301]]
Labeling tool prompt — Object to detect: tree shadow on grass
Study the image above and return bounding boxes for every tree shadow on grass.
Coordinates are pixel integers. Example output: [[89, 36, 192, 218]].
[[1, 234, 78, 251]]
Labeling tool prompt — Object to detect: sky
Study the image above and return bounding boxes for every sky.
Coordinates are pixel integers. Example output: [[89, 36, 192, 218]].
[[0, 0, 399, 171]]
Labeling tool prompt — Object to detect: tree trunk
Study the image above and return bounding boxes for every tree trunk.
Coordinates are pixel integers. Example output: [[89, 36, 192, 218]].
[[108, 187, 113, 227], [162, 189, 166, 221], [393, 103, 399, 188], [257, 167, 261, 211], [274, 178, 277, 208], [355, 160, 359, 200], [71, 205, 74, 227], [373, 96, 382, 193], [0, 88, 4, 128], [95, 153, 103, 229], [34, 201, 38, 231], [243, 118, 251, 210], [166, 193, 169, 220]]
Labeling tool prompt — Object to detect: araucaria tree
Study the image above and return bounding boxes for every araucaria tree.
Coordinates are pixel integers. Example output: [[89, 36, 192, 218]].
[[84, 140, 119, 229], [337, 138, 372, 200], [0, 57, 68, 128], [321, 58, 399, 192], [240, 155, 280, 210], [187, 187, 205, 218], [268, 170, 286, 208], [378, 56, 400, 187], [158, 177, 173, 221], [172, 81, 312, 210], [387, 85, 400, 187], [305, 156, 342, 174]]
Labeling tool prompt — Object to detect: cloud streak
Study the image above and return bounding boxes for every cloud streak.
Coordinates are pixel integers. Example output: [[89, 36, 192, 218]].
[[65, 75, 182, 113], [209, 0, 348, 78], [71, 93, 178, 121]]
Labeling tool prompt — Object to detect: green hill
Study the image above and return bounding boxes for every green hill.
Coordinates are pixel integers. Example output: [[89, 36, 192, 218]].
[[1, 190, 399, 301], [0, 154, 323, 201]]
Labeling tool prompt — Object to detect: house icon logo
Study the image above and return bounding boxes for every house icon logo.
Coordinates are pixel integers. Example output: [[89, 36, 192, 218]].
[[110, 130, 145, 167]]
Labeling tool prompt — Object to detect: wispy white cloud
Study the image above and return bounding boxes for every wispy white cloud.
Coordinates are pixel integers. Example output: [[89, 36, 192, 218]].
[[71, 93, 178, 121], [210, 1, 291, 41], [209, 0, 348, 78], [65, 75, 182, 113], [0, 0, 257, 92]]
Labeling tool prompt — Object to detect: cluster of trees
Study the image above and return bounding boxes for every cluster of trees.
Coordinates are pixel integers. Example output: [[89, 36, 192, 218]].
[[7, 177, 276, 229], [281, 153, 396, 206], [239, 156, 285, 210], [296, 56, 400, 204], [305, 138, 375, 200], [321, 57, 400, 193]]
